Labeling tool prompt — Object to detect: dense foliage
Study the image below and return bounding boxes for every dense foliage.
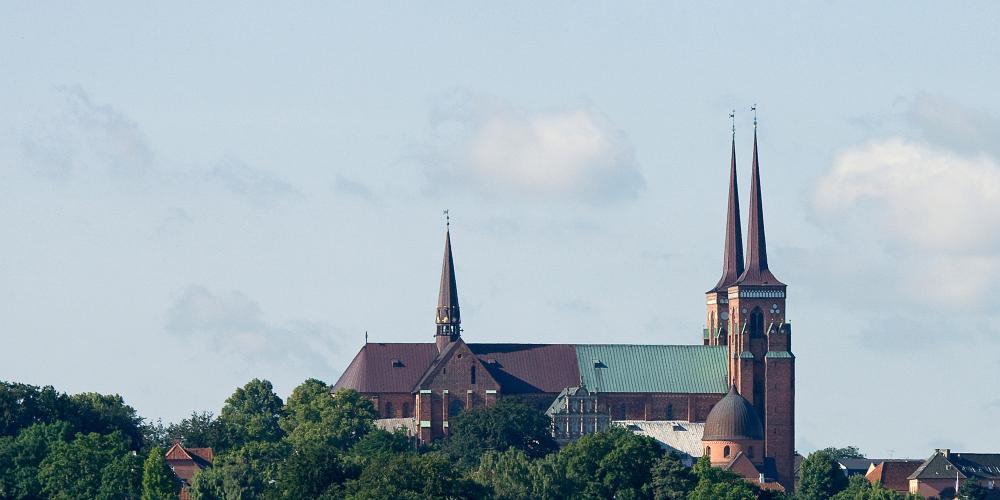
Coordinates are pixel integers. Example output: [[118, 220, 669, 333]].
[[4, 378, 906, 499]]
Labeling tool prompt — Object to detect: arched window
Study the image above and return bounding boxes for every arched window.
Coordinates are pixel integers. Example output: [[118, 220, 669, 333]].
[[748, 446, 754, 458], [617, 403, 627, 420], [749, 307, 765, 338], [401, 403, 411, 418], [706, 446, 711, 456], [471, 365, 477, 385], [666, 403, 674, 420], [724, 445, 731, 457], [385, 402, 393, 418], [448, 399, 464, 418]]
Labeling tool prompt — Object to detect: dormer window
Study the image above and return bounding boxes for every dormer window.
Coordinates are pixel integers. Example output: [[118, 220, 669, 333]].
[[391, 359, 403, 368]]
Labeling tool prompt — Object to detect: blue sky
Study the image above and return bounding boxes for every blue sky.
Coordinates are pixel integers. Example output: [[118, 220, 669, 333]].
[[2, 2, 999, 458]]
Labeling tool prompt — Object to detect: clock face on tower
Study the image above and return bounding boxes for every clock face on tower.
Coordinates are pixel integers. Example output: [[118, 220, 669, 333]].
[[720, 311, 729, 320]]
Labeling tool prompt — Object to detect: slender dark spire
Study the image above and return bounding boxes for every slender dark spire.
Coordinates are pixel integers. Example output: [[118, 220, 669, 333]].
[[736, 118, 784, 286], [712, 114, 745, 292], [436, 217, 461, 350]]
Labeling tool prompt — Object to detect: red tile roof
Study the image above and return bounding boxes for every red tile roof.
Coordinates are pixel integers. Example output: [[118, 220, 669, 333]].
[[333, 342, 581, 394], [164, 443, 212, 486], [866, 460, 923, 493], [333, 343, 439, 393]]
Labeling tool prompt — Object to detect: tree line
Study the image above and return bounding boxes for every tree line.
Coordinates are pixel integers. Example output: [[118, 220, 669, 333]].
[[1, 379, 975, 499]]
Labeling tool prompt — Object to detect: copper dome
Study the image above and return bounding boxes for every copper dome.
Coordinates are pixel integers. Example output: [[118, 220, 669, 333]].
[[702, 385, 764, 441]]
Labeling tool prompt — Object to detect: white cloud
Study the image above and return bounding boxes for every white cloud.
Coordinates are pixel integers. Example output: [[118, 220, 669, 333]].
[[815, 138, 1000, 305], [422, 95, 644, 203]]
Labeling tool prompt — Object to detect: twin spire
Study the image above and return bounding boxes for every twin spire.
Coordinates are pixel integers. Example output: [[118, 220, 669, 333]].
[[713, 113, 783, 291]]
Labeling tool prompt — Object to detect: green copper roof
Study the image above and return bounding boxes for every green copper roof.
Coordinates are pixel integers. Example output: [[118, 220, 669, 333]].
[[574, 345, 728, 394], [765, 351, 794, 359]]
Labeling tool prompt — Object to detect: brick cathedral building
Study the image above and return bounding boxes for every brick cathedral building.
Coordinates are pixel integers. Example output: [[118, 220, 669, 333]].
[[334, 125, 796, 490]]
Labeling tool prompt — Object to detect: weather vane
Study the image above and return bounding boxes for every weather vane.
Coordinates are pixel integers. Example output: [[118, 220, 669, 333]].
[[730, 109, 736, 136], [751, 104, 758, 128], [443, 209, 450, 228]]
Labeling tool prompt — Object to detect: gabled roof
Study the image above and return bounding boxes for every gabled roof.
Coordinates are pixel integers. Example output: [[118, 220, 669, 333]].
[[577, 345, 728, 394], [164, 443, 212, 485], [908, 451, 967, 480], [333, 343, 439, 393], [865, 460, 923, 493]]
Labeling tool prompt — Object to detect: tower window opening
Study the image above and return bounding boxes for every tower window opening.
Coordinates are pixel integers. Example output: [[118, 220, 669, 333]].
[[385, 402, 393, 418], [470, 365, 477, 385], [402, 403, 411, 418], [749, 307, 765, 338], [724, 445, 731, 458], [666, 403, 674, 420]]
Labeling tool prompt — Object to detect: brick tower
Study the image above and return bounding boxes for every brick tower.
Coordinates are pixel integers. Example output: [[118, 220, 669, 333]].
[[724, 120, 795, 491]]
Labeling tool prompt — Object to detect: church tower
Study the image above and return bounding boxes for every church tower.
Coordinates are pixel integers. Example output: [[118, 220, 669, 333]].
[[724, 117, 795, 491], [706, 121, 744, 347], [435, 223, 462, 352]]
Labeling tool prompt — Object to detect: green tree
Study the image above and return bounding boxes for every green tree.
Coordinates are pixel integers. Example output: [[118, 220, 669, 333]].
[[97, 451, 143, 500], [552, 426, 664, 499], [189, 440, 289, 500], [274, 442, 346, 499], [345, 451, 483, 500], [445, 398, 556, 469], [798, 450, 849, 500], [349, 428, 412, 466], [832, 474, 910, 500], [141, 446, 176, 500], [688, 456, 759, 500], [67, 393, 145, 451], [650, 452, 696, 499], [819, 445, 866, 460], [165, 412, 224, 450], [470, 448, 535, 499], [0, 383, 70, 437], [959, 479, 990, 500], [280, 382, 376, 450], [37, 431, 133, 500], [0, 422, 72, 499], [217, 379, 285, 452]]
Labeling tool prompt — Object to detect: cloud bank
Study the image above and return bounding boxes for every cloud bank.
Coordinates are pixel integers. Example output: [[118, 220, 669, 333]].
[[166, 285, 346, 371], [422, 95, 644, 203]]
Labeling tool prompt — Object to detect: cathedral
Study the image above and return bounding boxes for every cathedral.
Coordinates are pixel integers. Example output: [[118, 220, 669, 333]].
[[334, 124, 795, 491]]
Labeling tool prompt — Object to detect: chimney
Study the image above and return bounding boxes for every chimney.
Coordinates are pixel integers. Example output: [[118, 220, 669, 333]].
[[758, 473, 766, 484], [936, 448, 951, 458]]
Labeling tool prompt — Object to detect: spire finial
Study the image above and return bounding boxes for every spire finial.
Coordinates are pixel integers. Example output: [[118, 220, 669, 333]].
[[443, 209, 450, 229], [365, 330, 368, 344], [751, 104, 758, 128], [730, 109, 736, 137]]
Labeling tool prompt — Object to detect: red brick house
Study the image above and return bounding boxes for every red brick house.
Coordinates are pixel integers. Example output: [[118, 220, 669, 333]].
[[164, 443, 213, 500], [334, 126, 796, 490]]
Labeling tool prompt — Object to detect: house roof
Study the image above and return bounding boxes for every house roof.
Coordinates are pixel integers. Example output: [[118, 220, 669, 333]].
[[164, 443, 212, 485], [616, 420, 705, 458], [909, 451, 968, 480], [334, 342, 728, 395], [866, 460, 923, 493], [838, 458, 878, 474]]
